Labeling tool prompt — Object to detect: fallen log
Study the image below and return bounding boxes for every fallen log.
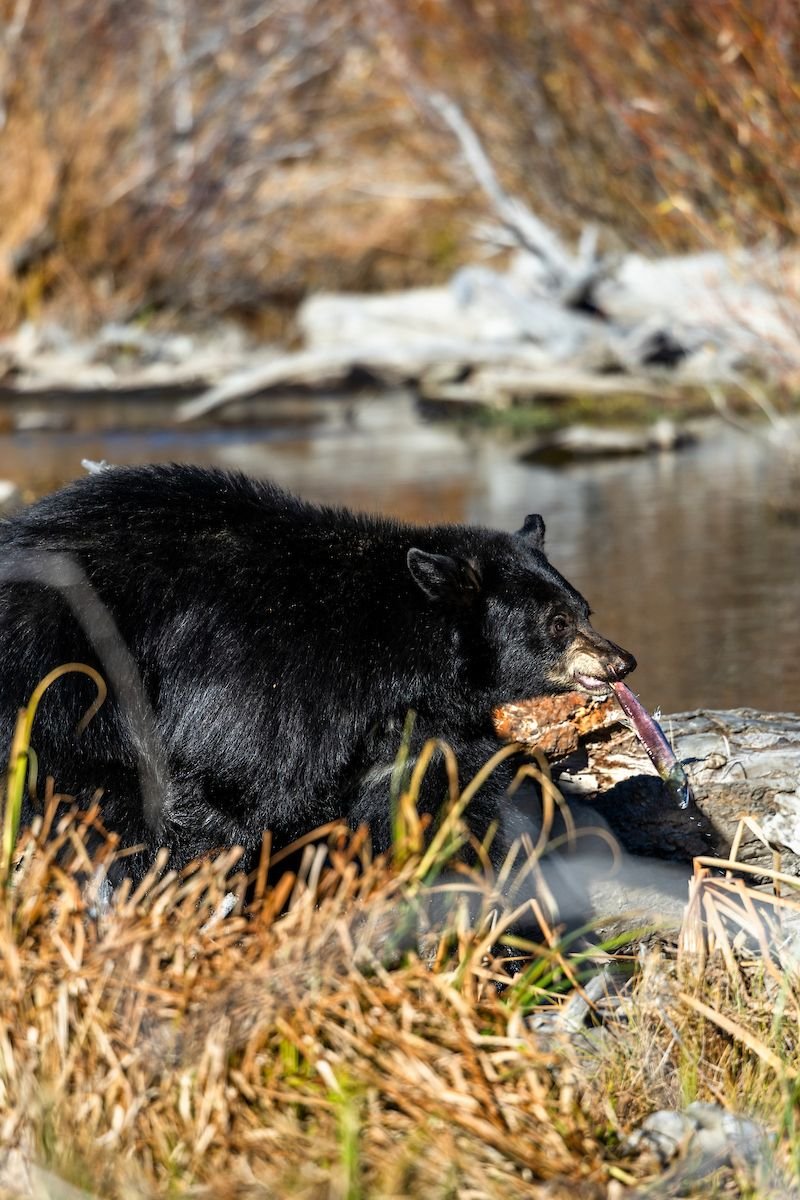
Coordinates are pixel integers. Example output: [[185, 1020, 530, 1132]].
[[496, 696, 800, 878], [519, 419, 693, 462], [419, 366, 668, 408], [169, 100, 800, 423], [174, 337, 564, 422]]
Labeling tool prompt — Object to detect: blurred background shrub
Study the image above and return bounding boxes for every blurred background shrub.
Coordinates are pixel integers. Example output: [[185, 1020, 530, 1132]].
[[1, 0, 798, 332]]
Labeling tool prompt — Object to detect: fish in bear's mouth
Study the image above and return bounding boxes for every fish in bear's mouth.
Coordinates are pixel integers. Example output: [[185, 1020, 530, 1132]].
[[569, 673, 694, 811], [564, 647, 693, 810]]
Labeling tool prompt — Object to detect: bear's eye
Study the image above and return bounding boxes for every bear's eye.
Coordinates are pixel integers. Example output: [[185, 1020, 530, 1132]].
[[550, 613, 570, 636]]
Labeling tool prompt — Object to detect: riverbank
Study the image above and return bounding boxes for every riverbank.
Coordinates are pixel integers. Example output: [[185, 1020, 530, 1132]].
[[2, 731, 800, 1200]]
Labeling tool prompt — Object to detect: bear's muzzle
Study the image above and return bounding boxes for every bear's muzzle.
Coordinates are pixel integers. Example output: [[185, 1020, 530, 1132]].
[[560, 630, 637, 696]]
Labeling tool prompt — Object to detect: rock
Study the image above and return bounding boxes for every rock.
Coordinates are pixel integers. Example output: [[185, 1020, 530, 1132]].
[[519, 420, 694, 464], [526, 963, 632, 1038], [0, 481, 21, 514], [623, 1102, 768, 1175], [625, 1108, 695, 1166], [13, 408, 72, 432], [620, 1101, 797, 1199]]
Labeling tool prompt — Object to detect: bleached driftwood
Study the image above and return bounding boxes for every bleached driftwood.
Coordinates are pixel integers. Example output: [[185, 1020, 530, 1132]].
[[426, 91, 616, 311], [0, 320, 277, 393], [174, 338, 553, 423], [170, 101, 800, 423], [500, 696, 800, 876], [2, 96, 799, 430]]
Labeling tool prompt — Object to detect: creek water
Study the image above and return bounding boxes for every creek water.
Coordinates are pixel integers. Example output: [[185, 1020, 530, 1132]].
[[0, 389, 797, 715]]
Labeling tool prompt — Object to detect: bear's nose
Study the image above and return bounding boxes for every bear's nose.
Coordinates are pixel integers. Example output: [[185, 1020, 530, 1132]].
[[607, 646, 637, 680]]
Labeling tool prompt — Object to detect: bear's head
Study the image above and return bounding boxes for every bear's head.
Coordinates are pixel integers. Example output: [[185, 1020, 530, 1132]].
[[407, 514, 636, 704]]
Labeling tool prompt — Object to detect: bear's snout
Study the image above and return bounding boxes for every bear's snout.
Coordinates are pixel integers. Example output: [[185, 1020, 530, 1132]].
[[557, 630, 637, 696], [602, 642, 637, 682]]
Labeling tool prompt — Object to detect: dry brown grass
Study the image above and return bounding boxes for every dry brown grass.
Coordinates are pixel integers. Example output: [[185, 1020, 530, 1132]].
[[0, 801, 610, 1199], [1, 795, 800, 1198], [3, 0, 800, 331], [1, 675, 799, 1195]]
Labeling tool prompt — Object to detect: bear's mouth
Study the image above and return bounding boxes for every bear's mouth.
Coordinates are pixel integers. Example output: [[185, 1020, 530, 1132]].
[[561, 636, 636, 698], [572, 671, 613, 696]]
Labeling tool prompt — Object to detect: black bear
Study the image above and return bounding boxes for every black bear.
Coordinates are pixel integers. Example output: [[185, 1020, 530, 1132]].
[[0, 465, 635, 890]]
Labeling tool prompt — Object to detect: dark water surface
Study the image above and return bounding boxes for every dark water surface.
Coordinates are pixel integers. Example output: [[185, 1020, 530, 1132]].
[[0, 391, 797, 714]]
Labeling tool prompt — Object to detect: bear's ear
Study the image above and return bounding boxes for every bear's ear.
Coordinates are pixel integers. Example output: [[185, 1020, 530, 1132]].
[[407, 549, 482, 605], [516, 513, 545, 551]]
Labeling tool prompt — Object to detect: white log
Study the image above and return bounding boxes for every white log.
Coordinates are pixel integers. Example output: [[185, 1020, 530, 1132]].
[[419, 368, 668, 405], [174, 339, 556, 422], [427, 92, 615, 307]]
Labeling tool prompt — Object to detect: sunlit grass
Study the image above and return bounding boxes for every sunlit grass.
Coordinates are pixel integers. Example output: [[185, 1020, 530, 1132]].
[[1, 704, 800, 1195], [2, 662, 106, 883]]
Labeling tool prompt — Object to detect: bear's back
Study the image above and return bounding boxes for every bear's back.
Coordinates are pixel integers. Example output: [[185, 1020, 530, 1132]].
[[0, 465, 402, 598], [0, 465, 494, 682], [0, 465, 325, 556]]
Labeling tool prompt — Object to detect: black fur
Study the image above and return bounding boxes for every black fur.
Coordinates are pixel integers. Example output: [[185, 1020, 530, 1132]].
[[0, 465, 635, 888]]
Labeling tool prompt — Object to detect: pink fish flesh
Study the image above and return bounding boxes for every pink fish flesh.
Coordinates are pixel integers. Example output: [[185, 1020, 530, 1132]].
[[611, 681, 693, 809]]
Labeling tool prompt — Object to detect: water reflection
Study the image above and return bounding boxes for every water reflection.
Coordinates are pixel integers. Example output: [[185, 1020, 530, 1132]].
[[0, 390, 796, 714]]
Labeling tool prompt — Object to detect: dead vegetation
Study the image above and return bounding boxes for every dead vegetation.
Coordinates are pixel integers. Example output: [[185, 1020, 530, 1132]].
[[0, 666, 798, 1195], [0, 804, 610, 1199], [0, 786, 800, 1198], [3, 0, 800, 332]]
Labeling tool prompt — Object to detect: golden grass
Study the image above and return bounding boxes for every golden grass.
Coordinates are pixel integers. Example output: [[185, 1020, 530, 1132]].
[[0, 662, 798, 1195], [0, 804, 602, 1198], [0, 799, 799, 1198], [5, 0, 800, 330]]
